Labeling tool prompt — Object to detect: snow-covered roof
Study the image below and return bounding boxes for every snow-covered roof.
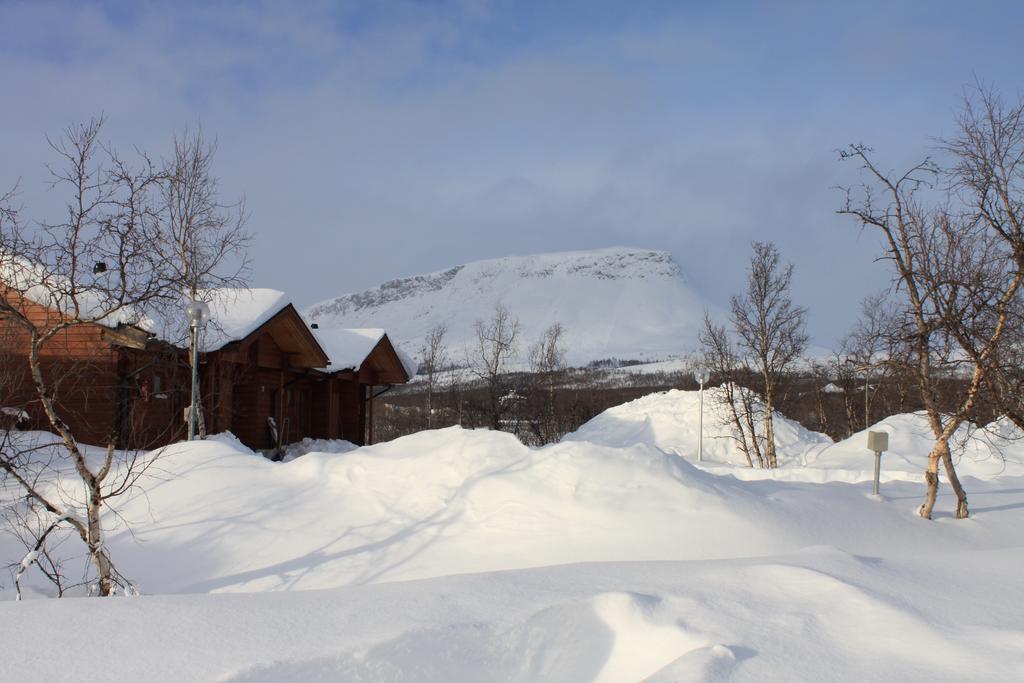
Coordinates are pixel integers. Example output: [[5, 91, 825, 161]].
[[311, 326, 417, 378], [1, 256, 289, 350], [1, 251, 151, 328], [312, 327, 384, 371], [3, 264, 412, 375], [144, 288, 291, 352], [394, 345, 418, 379], [199, 288, 290, 351]]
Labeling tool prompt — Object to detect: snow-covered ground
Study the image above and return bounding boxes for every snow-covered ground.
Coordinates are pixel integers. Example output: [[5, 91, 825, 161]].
[[3, 389, 1024, 681], [570, 388, 1024, 482]]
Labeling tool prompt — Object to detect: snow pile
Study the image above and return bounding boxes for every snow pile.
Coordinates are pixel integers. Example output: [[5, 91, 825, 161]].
[[7, 547, 1023, 682], [564, 387, 833, 467], [280, 437, 358, 462], [78, 431, 786, 594], [6, 410, 1021, 598], [565, 388, 1024, 484], [806, 413, 1024, 481], [5, 389, 1024, 680], [304, 247, 719, 366], [205, 430, 255, 454]]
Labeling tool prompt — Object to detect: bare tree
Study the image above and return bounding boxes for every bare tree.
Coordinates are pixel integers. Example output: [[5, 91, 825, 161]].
[[838, 85, 1024, 518], [419, 323, 448, 429], [943, 86, 1024, 434], [526, 322, 567, 444], [468, 303, 520, 431], [698, 312, 762, 467], [729, 242, 808, 468], [832, 293, 895, 436], [156, 128, 251, 437], [1, 118, 172, 595]]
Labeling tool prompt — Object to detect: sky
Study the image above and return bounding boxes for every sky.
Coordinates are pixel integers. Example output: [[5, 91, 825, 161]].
[[1, 0, 1023, 346]]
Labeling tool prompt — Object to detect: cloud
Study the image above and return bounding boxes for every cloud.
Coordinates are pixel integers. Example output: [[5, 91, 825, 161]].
[[1, 1, 1021, 345]]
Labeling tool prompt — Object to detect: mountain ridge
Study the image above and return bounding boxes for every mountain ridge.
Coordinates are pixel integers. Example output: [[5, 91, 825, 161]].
[[305, 247, 714, 366]]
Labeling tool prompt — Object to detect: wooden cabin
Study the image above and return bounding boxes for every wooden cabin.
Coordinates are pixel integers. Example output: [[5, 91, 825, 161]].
[[309, 326, 413, 447], [0, 282, 185, 448], [1, 286, 412, 452]]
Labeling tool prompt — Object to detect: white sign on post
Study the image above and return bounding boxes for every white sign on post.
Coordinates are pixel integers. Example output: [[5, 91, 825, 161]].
[[867, 431, 889, 453]]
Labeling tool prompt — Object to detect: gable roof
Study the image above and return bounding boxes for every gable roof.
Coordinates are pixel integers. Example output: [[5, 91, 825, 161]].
[[199, 288, 290, 351], [148, 288, 292, 352], [3, 270, 408, 379], [311, 325, 415, 382], [145, 288, 327, 368]]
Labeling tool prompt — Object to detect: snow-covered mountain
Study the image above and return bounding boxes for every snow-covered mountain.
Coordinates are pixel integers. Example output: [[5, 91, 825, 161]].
[[304, 247, 715, 367]]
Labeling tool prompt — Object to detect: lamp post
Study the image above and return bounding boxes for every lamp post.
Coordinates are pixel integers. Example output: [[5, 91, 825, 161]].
[[696, 368, 710, 462], [186, 300, 211, 440]]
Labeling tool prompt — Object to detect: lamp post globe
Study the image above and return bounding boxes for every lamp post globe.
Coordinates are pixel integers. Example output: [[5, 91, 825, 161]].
[[186, 300, 211, 326]]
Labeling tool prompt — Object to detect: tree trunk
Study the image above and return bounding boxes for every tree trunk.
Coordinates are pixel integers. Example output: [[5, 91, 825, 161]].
[[29, 335, 118, 594], [941, 443, 969, 519], [761, 362, 779, 469], [918, 442, 943, 519], [764, 411, 777, 468], [426, 380, 433, 429], [725, 383, 754, 467], [489, 378, 501, 430], [86, 486, 115, 596], [742, 399, 765, 468], [763, 384, 778, 469]]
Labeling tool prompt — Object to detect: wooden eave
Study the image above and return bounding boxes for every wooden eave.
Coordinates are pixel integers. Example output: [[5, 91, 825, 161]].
[[353, 333, 410, 385], [100, 323, 153, 350], [214, 304, 330, 368]]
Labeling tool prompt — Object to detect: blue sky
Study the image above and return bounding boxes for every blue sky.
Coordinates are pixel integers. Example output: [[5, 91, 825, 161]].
[[2, 1, 1023, 345]]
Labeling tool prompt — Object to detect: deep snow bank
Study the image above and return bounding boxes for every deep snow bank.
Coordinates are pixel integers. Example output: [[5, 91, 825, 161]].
[[566, 388, 1024, 483], [4, 548, 1024, 682], [6, 393, 1024, 681], [806, 412, 1024, 480], [563, 387, 832, 467], [97, 429, 783, 594], [5, 416, 1021, 599]]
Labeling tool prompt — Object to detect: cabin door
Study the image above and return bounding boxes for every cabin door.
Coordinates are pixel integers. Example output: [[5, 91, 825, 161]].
[[280, 385, 312, 444]]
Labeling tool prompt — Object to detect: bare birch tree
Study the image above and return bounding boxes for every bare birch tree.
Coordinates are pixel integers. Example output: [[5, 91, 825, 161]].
[[698, 312, 761, 467], [527, 322, 567, 444], [468, 304, 520, 431], [419, 323, 448, 429], [943, 86, 1024, 434], [155, 128, 251, 437], [729, 242, 808, 469], [0, 118, 173, 594], [838, 85, 1024, 518]]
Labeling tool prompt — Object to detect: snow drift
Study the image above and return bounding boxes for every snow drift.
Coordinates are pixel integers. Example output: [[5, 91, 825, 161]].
[[564, 387, 833, 467], [4, 389, 1024, 681]]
